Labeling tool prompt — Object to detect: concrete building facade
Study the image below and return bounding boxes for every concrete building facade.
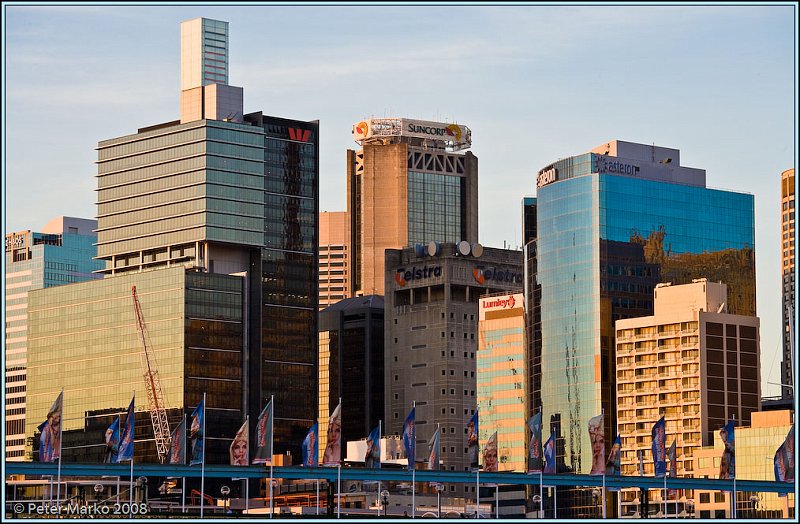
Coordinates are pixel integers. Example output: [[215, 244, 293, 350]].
[[347, 118, 478, 296], [781, 168, 795, 400], [615, 279, 760, 517], [319, 211, 350, 309], [384, 243, 523, 496]]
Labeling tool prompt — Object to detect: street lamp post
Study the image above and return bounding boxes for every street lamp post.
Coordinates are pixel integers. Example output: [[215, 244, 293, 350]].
[[532, 494, 542, 519], [94, 484, 104, 503], [380, 489, 389, 518], [137, 477, 148, 505], [221, 485, 231, 514], [435, 483, 444, 518]]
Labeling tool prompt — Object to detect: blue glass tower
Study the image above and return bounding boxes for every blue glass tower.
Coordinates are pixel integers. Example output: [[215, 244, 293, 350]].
[[527, 141, 755, 481]]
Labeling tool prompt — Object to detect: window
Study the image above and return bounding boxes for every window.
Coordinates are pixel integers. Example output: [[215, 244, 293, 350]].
[[700, 493, 710, 503]]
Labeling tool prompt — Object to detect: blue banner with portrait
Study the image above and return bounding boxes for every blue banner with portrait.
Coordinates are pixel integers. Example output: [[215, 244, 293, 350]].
[[528, 412, 543, 473], [302, 422, 318, 468], [365, 425, 381, 469], [189, 397, 204, 466], [719, 420, 735, 480], [467, 411, 479, 470], [117, 396, 135, 463], [652, 416, 666, 478], [543, 434, 556, 474], [403, 407, 415, 471], [104, 418, 120, 464]]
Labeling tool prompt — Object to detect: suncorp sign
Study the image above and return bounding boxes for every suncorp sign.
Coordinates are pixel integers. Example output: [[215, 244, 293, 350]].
[[407, 121, 463, 142]]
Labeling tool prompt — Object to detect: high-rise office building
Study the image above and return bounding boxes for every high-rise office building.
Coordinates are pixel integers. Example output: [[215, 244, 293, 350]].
[[526, 140, 756, 491], [477, 292, 527, 473], [4, 217, 102, 460], [347, 118, 477, 296], [319, 211, 350, 309], [781, 168, 795, 400], [26, 18, 318, 467], [385, 243, 522, 496], [615, 279, 760, 517], [318, 295, 384, 454]]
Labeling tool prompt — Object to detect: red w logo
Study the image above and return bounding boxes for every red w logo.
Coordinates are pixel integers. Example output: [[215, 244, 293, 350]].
[[288, 128, 311, 142]]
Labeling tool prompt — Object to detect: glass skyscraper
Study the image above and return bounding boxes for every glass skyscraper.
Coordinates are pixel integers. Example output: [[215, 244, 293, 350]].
[[527, 141, 755, 486]]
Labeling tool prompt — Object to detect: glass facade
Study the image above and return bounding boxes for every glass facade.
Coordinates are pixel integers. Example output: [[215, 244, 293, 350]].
[[534, 162, 756, 481], [318, 297, 384, 455], [477, 294, 527, 472], [96, 120, 267, 269], [250, 115, 319, 460], [25, 266, 244, 464], [5, 224, 103, 460], [408, 171, 462, 245]]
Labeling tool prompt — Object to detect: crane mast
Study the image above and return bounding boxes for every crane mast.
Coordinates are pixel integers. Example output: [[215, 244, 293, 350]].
[[131, 285, 171, 463]]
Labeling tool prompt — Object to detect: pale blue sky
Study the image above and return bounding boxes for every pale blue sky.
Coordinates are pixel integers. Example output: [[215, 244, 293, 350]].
[[3, 4, 796, 396]]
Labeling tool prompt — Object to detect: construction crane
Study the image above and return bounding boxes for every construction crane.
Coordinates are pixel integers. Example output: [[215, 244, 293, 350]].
[[131, 285, 171, 463]]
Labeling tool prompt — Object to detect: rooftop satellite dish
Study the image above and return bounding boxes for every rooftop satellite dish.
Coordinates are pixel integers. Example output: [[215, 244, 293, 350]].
[[457, 240, 471, 256], [427, 241, 440, 257], [471, 243, 484, 258]]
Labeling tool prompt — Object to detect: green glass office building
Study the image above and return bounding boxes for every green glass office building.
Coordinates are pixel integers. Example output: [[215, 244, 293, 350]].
[[24, 18, 319, 468], [527, 140, 755, 488]]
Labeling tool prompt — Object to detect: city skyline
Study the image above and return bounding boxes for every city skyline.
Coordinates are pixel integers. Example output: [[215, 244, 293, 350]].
[[4, 4, 795, 396]]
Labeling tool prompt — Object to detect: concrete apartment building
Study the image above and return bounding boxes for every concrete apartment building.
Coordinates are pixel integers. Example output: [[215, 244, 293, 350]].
[[384, 243, 523, 497], [781, 168, 795, 400], [319, 211, 350, 309], [615, 279, 760, 517], [347, 118, 477, 296]]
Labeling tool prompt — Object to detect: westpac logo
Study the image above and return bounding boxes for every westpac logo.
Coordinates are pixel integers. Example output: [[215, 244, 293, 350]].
[[482, 295, 516, 309], [395, 265, 442, 287], [288, 128, 312, 142], [473, 266, 524, 285]]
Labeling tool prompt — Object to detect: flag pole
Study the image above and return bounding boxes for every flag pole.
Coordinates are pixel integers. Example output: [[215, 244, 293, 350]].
[[603, 473, 607, 518], [182, 413, 187, 513], [732, 415, 736, 519], [245, 415, 250, 515], [476, 468, 480, 518], [200, 392, 206, 519], [337, 396, 342, 519], [412, 400, 416, 519], [554, 484, 557, 519], [128, 392, 135, 518], [269, 395, 274, 519], [378, 419, 382, 518], [663, 475, 667, 517], [539, 470, 543, 519], [56, 388, 64, 514]]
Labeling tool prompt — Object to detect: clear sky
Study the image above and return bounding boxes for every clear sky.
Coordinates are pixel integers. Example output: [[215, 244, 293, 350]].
[[3, 4, 796, 396]]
